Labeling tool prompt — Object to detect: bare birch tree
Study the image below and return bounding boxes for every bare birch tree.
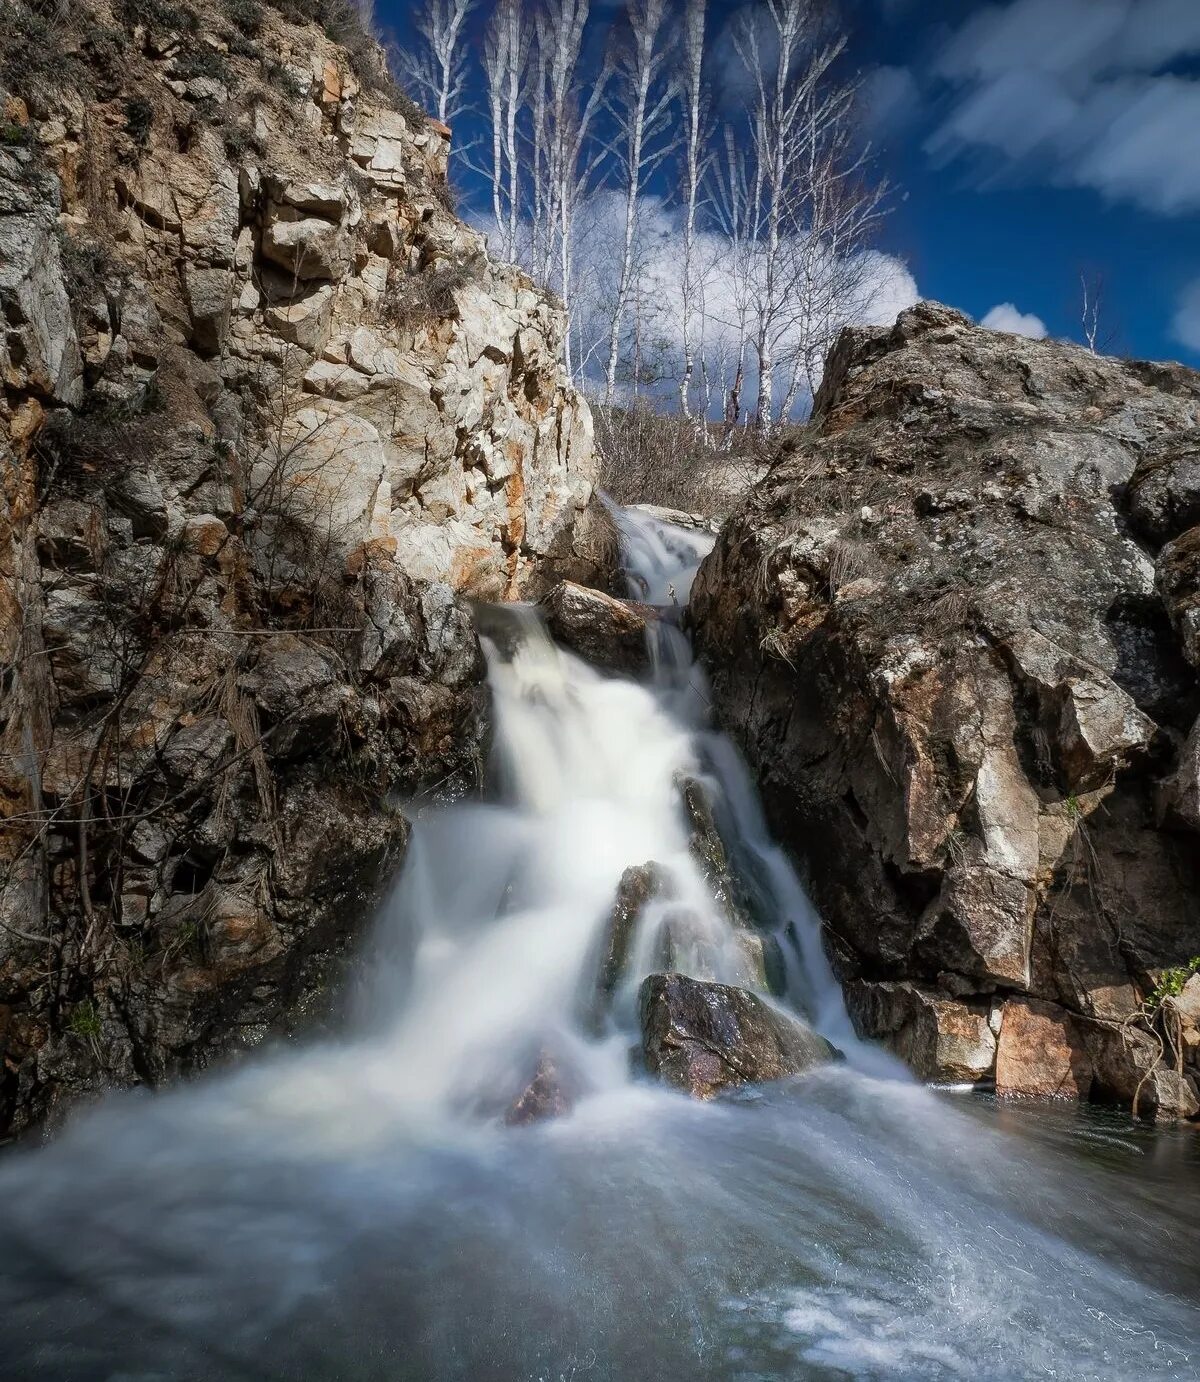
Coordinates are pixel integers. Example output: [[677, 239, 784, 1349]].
[[482, 0, 530, 260], [775, 75, 890, 419], [676, 0, 708, 417], [601, 0, 676, 403], [733, 0, 850, 433], [531, 0, 611, 375], [397, 0, 478, 128]]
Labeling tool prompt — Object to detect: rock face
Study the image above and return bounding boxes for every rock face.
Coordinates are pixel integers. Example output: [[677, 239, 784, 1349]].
[[0, 0, 598, 1139], [639, 973, 839, 1099], [690, 302, 1200, 1117]]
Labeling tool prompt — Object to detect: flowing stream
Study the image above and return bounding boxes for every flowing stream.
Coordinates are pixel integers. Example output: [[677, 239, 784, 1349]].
[[1, 508, 1199, 1380]]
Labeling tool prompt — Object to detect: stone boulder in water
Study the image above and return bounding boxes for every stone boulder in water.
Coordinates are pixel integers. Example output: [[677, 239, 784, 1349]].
[[540, 580, 655, 675], [505, 1051, 576, 1126], [585, 862, 667, 1031], [639, 973, 839, 1099]]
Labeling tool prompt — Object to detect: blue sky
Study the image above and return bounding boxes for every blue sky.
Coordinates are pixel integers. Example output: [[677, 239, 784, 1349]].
[[384, 0, 1200, 367], [848, 0, 1200, 364]]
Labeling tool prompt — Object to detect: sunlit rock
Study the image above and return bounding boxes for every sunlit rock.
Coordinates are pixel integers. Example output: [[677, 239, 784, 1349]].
[[639, 973, 840, 1099]]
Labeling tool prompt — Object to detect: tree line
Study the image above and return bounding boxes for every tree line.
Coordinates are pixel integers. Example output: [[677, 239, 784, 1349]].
[[395, 0, 897, 433]]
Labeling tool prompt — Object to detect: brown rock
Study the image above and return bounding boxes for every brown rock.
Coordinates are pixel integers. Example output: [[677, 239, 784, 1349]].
[[505, 1051, 574, 1126], [1080, 1018, 1200, 1120], [639, 973, 839, 1099], [540, 580, 653, 675], [690, 301, 1200, 1116], [587, 862, 665, 1030], [845, 979, 996, 1083], [996, 997, 1093, 1099]]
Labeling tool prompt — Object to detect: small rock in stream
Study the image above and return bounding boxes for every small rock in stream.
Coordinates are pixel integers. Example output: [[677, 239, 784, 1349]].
[[585, 862, 668, 1031], [505, 1051, 575, 1126]]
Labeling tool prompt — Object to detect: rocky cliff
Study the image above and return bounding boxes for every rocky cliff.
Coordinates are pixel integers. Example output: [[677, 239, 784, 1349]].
[[0, 0, 600, 1138], [691, 302, 1200, 1118]]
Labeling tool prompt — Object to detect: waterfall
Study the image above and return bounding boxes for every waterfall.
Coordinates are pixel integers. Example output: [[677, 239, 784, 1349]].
[[0, 508, 1197, 1380]]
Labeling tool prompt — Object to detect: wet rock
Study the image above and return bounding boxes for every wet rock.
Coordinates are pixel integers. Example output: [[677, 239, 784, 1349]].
[[540, 581, 653, 675], [845, 980, 996, 1084], [1079, 1020, 1200, 1120], [587, 863, 666, 1030], [627, 503, 721, 535], [639, 973, 839, 1099], [505, 1051, 574, 1126], [691, 301, 1200, 1117], [679, 776, 785, 992], [995, 997, 1093, 1099]]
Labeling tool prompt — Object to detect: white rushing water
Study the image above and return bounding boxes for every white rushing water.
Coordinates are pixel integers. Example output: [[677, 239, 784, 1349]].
[[0, 506, 1198, 1380]]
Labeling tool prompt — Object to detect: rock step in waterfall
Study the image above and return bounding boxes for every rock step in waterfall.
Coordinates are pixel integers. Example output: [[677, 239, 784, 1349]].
[[492, 511, 846, 1125]]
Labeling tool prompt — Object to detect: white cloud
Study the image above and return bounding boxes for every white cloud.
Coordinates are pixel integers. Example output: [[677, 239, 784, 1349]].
[[980, 303, 1049, 339], [1172, 279, 1200, 354], [864, 66, 921, 139], [927, 0, 1200, 215], [476, 192, 921, 418]]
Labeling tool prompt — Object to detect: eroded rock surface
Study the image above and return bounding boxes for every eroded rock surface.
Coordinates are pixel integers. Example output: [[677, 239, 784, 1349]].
[[690, 302, 1200, 1116], [0, 0, 599, 1138], [639, 973, 839, 1099], [540, 580, 654, 676]]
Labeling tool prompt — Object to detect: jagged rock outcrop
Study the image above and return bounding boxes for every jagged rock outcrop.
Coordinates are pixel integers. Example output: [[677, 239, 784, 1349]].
[[0, 0, 599, 1138], [690, 302, 1200, 1118]]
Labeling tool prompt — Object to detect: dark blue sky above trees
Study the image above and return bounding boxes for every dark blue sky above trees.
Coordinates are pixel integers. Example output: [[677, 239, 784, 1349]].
[[382, 0, 1200, 367]]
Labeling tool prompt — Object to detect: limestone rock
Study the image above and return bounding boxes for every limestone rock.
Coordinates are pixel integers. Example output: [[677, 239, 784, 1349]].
[[262, 204, 352, 281], [0, 158, 82, 405], [639, 973, 840, 1099]]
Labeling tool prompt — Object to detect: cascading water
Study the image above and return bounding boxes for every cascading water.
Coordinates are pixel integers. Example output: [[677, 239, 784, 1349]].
[[1, 508, 1198, 1381]]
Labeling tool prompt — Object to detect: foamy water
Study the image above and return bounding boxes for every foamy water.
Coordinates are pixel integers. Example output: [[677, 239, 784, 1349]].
[[0, 507, 1197, 1380]]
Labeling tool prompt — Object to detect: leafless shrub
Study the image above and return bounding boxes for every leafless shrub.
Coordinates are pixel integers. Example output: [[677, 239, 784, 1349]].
[[380, 258, 476, 333], [593, 401, 771, 518]]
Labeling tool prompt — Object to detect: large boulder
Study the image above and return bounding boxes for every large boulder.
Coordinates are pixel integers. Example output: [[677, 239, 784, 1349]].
[[639, 973, 839, 1099], [690, 302, 1200, 1118], [540, 580, 653, 675]]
